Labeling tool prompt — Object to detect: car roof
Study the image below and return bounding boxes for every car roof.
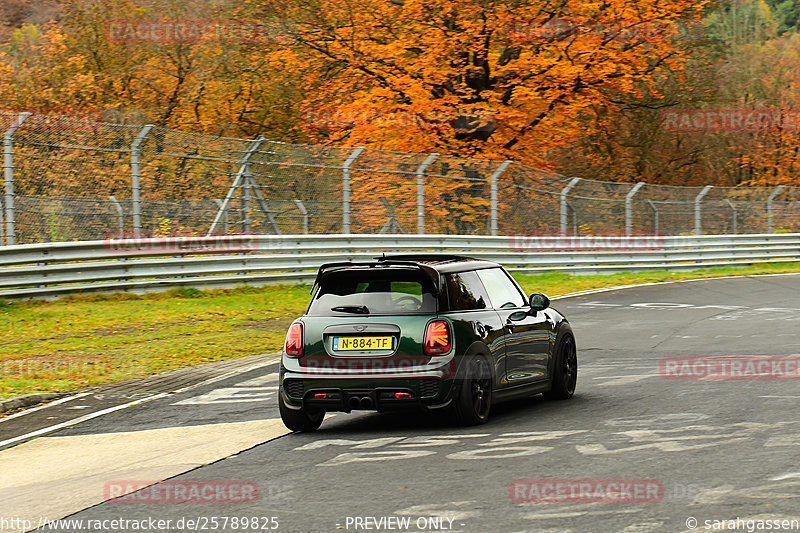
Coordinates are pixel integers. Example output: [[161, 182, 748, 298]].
[[376, 254, 500, 273], [316, 255, 500, 276]]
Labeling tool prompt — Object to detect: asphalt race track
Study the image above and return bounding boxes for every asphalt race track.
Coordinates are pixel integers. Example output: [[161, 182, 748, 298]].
[[2, 274, 800, 533]]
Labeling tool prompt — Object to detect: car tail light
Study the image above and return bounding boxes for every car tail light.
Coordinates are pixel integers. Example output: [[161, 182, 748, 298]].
[[395, 392, 412, 399], [424, 320, 451, 355], [285, 323, 303, 356]]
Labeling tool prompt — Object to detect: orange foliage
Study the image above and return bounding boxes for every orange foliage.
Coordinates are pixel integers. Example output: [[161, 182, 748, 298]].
[[262, 0, 709, 167]]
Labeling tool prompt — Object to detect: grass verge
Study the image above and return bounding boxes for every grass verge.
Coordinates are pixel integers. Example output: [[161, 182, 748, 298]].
[[2, 262, 799, 399]]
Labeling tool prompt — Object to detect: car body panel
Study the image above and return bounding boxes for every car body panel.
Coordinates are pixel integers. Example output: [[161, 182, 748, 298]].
[[497, 307, 552, 385]]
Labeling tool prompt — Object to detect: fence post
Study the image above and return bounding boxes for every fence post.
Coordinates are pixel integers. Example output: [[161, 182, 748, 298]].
[[294, 199, 309, 234], [109, 196, 124, 239], [560, 178, 582, 236], [342, 146, 365, 234], [131, 124, 154, 239], [724, 199, 737, 235], [625, 182, 646, 237], [208, 137, 265, 236], [568, 203, 579, 235], [646, 200, 659, 235], [694, 185, 713, 236], [490, 161, 512, 236], [242, 172, 251, 234], [767, 185, 785, 234], [416, 153, 438, 234], [3, 112, 31, 245]]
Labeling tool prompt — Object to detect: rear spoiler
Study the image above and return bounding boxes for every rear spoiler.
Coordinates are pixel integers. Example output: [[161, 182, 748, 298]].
[[310, 261, 441, 295]]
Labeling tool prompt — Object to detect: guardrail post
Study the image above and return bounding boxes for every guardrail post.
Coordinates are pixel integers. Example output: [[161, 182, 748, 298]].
[[416, 153, 438, 234], [4, 112, 31, 245], [208, 137, 265, 236], [695, 185, 713, 236], [342, 146, 366, 234], [294, 199, 309, 234], [561, 178, 582, 236], [131, 124, 154, 239], [767, 185, 785, 234], [490, 160, 512, 236], [724, 199, 737, 235], [109, 196, 124, 239], [625, 182, 646, 237], [646, 200, 659, 235]]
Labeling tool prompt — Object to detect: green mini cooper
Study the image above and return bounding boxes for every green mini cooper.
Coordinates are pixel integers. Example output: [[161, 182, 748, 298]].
[[278, 255, 577, 431]]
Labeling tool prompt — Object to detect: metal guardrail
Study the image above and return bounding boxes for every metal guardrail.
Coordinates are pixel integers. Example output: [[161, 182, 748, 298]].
[[0, 234, 798, 299]]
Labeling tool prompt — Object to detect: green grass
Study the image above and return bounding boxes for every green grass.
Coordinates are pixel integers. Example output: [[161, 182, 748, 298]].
[[512, 262, 800, 296], [2, 262, 800, 400]]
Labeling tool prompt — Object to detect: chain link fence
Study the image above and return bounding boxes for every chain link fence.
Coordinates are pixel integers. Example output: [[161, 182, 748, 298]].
[[2, 111, 800, 245]]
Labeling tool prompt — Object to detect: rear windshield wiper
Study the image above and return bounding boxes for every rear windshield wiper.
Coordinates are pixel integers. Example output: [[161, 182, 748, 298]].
[[330, 305, 370, 314]]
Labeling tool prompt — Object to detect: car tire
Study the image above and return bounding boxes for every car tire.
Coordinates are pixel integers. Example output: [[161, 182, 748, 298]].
[[279, 393, 324, 432], [451, 355, 492, 426], [544, 334, 577, 400]]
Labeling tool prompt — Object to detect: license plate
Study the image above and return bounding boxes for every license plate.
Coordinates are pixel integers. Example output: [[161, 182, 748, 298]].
[[333, 336, 393, 351]]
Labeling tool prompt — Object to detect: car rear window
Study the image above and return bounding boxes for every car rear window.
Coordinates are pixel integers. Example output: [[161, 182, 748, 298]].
[[307, 269, 437, 316]]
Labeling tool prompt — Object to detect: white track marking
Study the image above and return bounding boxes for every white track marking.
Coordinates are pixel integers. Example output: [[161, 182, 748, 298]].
[[0, 393, 92, 422], [0, 358, 279, 448]]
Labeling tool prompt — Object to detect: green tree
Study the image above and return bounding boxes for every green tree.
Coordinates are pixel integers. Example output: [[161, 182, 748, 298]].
[[765, 0, 800, 34]]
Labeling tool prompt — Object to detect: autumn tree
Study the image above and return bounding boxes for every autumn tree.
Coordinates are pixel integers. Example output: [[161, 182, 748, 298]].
[[0, 0, 303, 139], [251, 0, 709, 231], [260, 0, 709, 164]]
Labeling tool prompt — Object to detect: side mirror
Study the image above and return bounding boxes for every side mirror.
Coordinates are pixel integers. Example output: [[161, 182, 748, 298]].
[[529, 293, 550, 313]]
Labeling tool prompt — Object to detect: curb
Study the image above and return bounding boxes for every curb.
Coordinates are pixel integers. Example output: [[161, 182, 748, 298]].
[[0, 393, 69, 413]]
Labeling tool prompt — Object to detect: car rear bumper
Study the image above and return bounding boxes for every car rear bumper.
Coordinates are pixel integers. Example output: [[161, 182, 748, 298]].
[[279, 369, 456, 413]]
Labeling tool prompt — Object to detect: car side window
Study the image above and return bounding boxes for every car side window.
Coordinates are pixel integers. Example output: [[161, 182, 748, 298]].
[[476, 268, 527, 309], [444, 271, 490, 311]]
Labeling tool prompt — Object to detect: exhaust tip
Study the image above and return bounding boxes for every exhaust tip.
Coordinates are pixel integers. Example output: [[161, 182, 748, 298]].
[[359, 396, 374, 409], [348, 397, 360, 410]]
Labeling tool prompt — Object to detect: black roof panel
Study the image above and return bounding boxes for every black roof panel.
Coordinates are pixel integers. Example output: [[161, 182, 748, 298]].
[[376, 254, 501, 272]]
